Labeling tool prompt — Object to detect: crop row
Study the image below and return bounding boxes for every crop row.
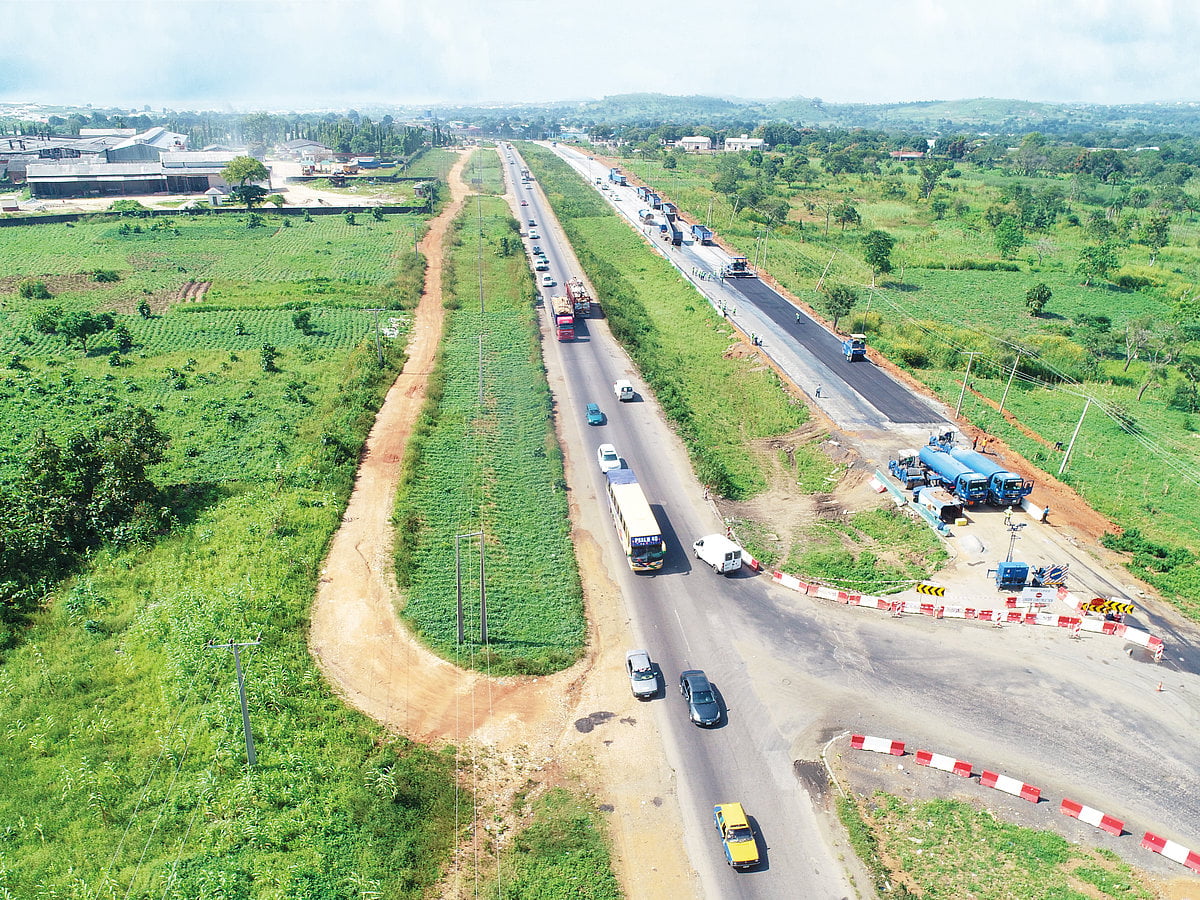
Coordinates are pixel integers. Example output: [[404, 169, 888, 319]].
[[396, 199, 583, 674], [0, 214, 425, 290]]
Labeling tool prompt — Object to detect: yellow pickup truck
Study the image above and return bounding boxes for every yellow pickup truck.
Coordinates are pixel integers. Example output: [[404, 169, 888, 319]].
[[713, 802, 759, 869]]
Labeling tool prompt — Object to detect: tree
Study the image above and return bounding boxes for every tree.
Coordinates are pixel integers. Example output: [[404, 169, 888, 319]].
[[1025, 283, 1052, 317], [58, 311, 115, 354], [1123, 316, 1153, 372], [1140, 211, 1170, 264], [260, 343, 279, 372], [862, 229, 895, 277], [230, 184, 268, 209], [222, 156, 270, 209], [917, 161, 949, 199], [292, 310, 313, 334], [31, 304, 63, 334], [112, 324, 133, 352], [833, 200, 861, 231], [821, 284, 858, 331], [994, 216, 1026, 259], [222, 156, 269, 189], [137, 299, 152, 319], [1076, 243, 1119, 287]]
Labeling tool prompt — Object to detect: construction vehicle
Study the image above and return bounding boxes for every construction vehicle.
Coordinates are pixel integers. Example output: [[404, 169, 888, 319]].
[[659, 218, 683, 246], [608, 167, 627, 186], [842, 334, 867, 361], [914, 485, 963, 524], [565, 278, 593, 317], [550, 295, 575, 341], [721, 256, 754, 278], [946, 445, 1033, 507], [660, 202, 678, 221], [635, 186, 651, 201], [691, 223, 714, 244], [918, 444, 987, 506], [646, 192, 662, 209], [888, 450, 927, 489]]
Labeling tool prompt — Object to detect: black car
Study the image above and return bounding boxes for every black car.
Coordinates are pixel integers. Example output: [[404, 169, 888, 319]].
[[680, 670, 720, 726]]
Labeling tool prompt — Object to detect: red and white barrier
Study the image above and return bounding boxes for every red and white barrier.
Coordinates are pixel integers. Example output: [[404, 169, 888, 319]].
[[1141, 832, 1200, 873], [980, 769, 1041, 803], [742, 552, 761, 571], [915, 749, 972, 777], [765, 572, 1166, 655], [1060, 799, 1124, 836], [850, 734, 905, 756]]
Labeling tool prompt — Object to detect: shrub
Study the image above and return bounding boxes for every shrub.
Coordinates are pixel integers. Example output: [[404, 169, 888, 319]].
[[19, 279, 51, 300], [91, 269, 120, 283]]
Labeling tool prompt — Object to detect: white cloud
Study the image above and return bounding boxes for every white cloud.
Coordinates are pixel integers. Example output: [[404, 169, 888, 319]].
[[1, 0, 1198, 108]]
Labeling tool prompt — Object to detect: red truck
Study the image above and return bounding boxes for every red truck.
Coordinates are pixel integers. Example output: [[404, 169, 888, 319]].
[[551, 295, 574, 341]]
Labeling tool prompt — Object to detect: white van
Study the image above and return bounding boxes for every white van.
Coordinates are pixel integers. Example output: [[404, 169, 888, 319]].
[[693, 534, 743, 574], [613, 379, 634, 402]]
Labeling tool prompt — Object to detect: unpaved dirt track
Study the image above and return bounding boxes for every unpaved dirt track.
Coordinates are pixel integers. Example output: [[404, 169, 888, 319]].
[[307, 149, 698, 897], [309, 152, 567, 743]]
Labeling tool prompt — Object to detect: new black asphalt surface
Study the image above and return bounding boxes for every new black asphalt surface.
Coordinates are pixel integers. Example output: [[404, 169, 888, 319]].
[[723, 276, 939, 424]]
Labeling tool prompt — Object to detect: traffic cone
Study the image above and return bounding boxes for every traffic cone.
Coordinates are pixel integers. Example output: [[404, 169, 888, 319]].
[[1156, 682, 1164, 692]]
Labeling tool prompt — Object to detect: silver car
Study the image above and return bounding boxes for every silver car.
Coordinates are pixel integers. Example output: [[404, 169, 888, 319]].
[[626, 650, 657, 699]]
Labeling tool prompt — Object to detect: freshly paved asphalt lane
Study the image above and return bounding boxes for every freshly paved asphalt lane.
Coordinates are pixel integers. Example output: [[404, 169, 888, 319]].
[[722, 276, 940, 424], [508, 144, 1200, 897]]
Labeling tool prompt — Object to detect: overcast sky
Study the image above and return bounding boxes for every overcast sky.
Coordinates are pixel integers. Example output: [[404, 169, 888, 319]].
[[2, 0, 1199, 111]]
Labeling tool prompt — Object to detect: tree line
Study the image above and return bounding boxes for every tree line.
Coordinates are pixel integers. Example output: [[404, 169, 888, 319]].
[[0, 407, 168, 640]]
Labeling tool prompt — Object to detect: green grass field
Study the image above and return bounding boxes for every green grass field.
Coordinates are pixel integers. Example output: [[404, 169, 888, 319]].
[[482, 788, 621, 900], [841, 793, 1155, 900], [584, 145, 1200, 611], [394, 191, 585, 675], [0, 205, 466, 897]]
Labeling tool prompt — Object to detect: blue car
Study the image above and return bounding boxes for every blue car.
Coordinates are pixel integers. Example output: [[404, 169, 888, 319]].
[[585, 403, 604, 425]]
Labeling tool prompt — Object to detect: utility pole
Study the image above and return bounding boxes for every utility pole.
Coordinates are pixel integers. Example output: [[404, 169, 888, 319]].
[[207, 637, 262, 767], [955, 352, 981, 419], [367, 308, 384, 367], [706, 196, 714, 229], [455, 531, 487, 645], [1059, 397, 1091, 476], [998, 349, 1024, 416]]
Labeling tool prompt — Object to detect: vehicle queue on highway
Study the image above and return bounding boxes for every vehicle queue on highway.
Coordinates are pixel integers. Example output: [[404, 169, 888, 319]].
[[494, 144, 854, 897]]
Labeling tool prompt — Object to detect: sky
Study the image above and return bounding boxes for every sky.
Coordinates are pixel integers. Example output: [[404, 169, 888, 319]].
[[2, 0, 1199, 111]]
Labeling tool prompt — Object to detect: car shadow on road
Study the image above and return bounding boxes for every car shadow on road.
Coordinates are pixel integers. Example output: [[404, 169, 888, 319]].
[[649, 504, 693, 576], [705, 684, 729, 730], [744, 815, 770, 872]]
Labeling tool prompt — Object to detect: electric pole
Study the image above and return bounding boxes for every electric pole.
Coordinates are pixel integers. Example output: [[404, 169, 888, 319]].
[[208, 637, 262, 767], [955, 352, 981, 419], [998, 349, 1025, 416], [1059, 397, 1092, 476], [367, 308, 384, 367]]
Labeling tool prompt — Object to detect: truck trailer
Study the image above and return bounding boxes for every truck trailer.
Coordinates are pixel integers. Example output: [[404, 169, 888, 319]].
[[918, 445, 988, 506], [550, 295, 575, 341], [691, 223, 714, 244], [608, 167, 628, 186], [565, 278, 593, 317], [946, 445, 1034, 507], [659, 218, 683, 246]]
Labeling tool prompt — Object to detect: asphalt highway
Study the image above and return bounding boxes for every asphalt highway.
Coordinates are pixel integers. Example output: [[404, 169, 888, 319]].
[[503, 144, 1200, 898]]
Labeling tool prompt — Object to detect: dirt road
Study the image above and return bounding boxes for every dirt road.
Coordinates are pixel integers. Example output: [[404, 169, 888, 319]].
[[307, 150, 697, 897]]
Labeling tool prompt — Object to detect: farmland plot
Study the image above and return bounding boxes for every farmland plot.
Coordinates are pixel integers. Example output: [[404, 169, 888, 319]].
[[0, 208, 464, 898], [395, 195, 584, 675]]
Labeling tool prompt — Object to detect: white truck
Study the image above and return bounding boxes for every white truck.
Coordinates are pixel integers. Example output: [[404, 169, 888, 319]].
[[613, 379, 634, 402], [693, 534, 743, 574]]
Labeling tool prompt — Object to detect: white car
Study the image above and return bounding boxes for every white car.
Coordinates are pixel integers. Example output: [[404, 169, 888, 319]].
[[597, 443, 621, 472], [541, 274, 555, 286]]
